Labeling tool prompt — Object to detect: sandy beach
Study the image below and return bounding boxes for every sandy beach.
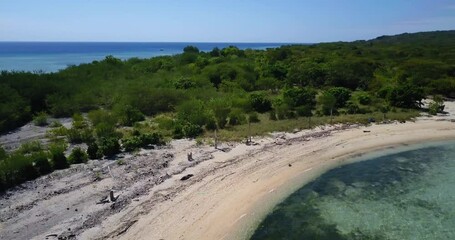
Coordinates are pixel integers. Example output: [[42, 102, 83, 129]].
[[1, 102, 454, 240]]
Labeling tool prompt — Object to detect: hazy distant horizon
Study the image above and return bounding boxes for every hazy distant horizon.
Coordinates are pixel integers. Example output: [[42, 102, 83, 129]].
[[2, 0, 454, 43]]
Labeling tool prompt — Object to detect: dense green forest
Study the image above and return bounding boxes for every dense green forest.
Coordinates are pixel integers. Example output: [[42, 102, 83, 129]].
[[0, 30, 454, 191]]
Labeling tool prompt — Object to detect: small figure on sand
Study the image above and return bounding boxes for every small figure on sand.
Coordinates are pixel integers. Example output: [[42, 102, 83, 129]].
[[187, 152, 193, 162]]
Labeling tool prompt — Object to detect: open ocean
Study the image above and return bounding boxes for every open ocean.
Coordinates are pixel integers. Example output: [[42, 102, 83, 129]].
[[0, 42, 285, 72]]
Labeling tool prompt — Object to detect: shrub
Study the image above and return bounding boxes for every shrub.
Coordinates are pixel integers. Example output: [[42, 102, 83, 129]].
[[428, 95, 445, 115], [33, 112, 49, 126], [1, 153, 38, 189], [356, 92, 372, 105], [182, 123, 203, 138], [49, 143, 68, 170], [67, 128, 83, 144], [269, 110, 277, 121], [296, 105, 314, 117], [248, 112, 260, 123], [346, 101, 360, 114], [282, 87, 317, 108], [228, 109, 246, 126], [141, 132, 165, 146], [173, 124, 184, 139], [327, 87, 351, 108], [49, 120, 62, 128], [95, 122, 119, 139], [176, 99, 211, 127], [209, 99, 230, 129], [87, 142, 102, 159], [205, 117, 218, 130], [32, 152, 53, 175], [98, 137, 121, 157], [18, 141, 43, 154], [88, 109, 117, 127], [122, 136, 142, 152], [50, 126, 68, 136], [116, 105, 145, 126], [249, 92, 272, 113], [0, 147, 6, 161], [71, 113, 87, 129], [285, 111, 297, 119], [68, 147, 88, 164]]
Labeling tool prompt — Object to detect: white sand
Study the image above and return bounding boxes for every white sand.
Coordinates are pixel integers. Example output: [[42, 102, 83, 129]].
[[112, 103, 455, 240], [1, 103, 454, 240]]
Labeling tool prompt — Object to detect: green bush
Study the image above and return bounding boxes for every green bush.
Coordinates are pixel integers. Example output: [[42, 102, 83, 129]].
[[248, 112, 260, 123], [228, 109, 246, 126], [356, 92, 372, 105], [173, 124, 184, 139], [346, 101, 360, 114], [88, 109, 117, 127], [32, 152, 53, 175], [68, 147, 88, 164], [122, 132, 165, 152], [176, 99, 211, 127], [49, 143, 68, 170], [95, 122, 120, 139], [49, 120, 62, 128], [67, 128, 83, 144], [249, 92, 272, 113], [141, 132, 165, 146], [209, 98, 230, 129], [296, 105, 314, 117], [282, 87, 317, 108], [182, 123, 203, 138], [87, 142, 102, 159], [115, 105, 144, 126], [18, 141, 43, 154], [122, 136, 142, 152], [327, 87, 351, 108], [428, 95, 445, 115], [98, 137, 121, 157], [269, 110, 277, 121], [71, 113, 88, 129], [0, 153, 38, 191], [33, 112, 49, 126], [285, 111, 297, 119], [0, 147, 6, 161]]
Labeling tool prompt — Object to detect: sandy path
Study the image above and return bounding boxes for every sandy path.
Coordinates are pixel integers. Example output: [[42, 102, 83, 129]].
[[1, 103, 454, 240]]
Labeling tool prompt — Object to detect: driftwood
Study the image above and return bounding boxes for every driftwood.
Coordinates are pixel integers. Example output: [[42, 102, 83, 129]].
[[180, 174, 194, 181], [97, 190, 119, 204]]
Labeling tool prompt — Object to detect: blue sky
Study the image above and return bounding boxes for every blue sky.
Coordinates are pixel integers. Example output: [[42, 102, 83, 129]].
[[1, 0, 454, 42]]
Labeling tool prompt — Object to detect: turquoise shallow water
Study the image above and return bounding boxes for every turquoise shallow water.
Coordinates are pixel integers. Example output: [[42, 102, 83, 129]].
[[251, 141, 455, 240], [0, 42, 285, 72]]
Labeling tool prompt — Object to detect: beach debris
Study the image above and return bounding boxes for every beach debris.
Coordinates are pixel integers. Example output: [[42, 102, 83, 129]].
[[180, 174, 194, 181], [368, 118, 376, 123], [288, 164, 292, 167], [57, 232, 76, 240], [45, 233, 58, 239], [363, 130, 371, 133], [96, 190, 119, 204]]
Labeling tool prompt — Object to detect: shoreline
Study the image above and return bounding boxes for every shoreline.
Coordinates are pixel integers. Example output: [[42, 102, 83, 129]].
[[1, 106, 454, 240], [114, 118, 455, 240]]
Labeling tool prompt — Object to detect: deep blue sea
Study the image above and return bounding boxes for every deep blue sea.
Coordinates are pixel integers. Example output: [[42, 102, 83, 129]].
[[0, 42, 285, 72]]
